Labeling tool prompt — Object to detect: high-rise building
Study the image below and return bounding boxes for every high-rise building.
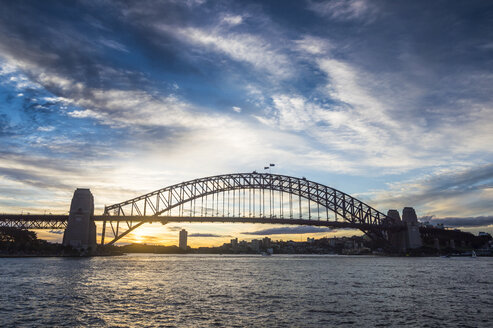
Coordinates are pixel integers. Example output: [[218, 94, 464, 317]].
[[179, 229, 188, 250]]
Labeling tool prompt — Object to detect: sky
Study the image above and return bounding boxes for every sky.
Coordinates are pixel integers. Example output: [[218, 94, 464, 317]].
[[0, 0, 492, 246]]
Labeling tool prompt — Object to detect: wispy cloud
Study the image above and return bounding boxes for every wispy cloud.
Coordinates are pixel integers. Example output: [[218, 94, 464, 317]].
[[221, 14, 243, 26], [189, 233, 232, 237], [308, 0, 377, 21], [99, 39, 129, 53], [157, 24, 293, 79], [242, 226, 333, 235], [167, 226, 183, 232]]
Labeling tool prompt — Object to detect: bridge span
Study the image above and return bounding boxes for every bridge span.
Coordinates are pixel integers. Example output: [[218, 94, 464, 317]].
[[1, 172, 422, 251]]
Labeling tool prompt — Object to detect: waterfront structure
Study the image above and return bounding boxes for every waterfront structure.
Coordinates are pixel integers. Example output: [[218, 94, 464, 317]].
[[62, 189, 96, 251], [1, 172, 487, 253], [402, 207, 423, 249], [179, 229, 187, 250], [386, 207, 423, 252]]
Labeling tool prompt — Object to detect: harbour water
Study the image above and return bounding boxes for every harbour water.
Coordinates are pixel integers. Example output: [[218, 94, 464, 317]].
[[1, 254, 492, 327]]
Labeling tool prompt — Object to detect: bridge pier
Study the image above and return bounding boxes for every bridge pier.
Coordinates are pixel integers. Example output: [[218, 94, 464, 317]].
[[386, 210, 407, 252], [62, 189, 97, 252], [387, 207, 423, 253], [402, 207, 423, 249]]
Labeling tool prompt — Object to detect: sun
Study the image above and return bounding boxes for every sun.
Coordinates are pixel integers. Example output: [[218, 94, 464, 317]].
[[121, 224, 172, 245], [127, 228, 149, 244]]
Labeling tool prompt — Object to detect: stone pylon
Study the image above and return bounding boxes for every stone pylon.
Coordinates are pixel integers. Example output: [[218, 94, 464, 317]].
[[387, 209, 407, 253], [402, 207, 423, 249], [62, 189, 97, 251]]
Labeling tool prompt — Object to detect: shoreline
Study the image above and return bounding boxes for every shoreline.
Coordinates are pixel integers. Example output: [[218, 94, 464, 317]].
[[2, 252, 490, 258]]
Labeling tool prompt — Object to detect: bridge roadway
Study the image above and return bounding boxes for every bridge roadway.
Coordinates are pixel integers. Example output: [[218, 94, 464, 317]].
[[0, 214, 393, 231]]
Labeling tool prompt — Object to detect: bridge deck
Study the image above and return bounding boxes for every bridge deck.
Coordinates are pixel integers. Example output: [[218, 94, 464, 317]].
[[0, 214, 393, 231]]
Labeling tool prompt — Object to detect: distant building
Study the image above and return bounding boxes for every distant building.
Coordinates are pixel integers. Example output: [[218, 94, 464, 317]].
[[179, 229, 188, 250], [250, 239, 261, 251]]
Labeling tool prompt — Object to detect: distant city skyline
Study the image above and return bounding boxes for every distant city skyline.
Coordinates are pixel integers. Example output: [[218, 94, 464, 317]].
[[0, 1, 492, 246]]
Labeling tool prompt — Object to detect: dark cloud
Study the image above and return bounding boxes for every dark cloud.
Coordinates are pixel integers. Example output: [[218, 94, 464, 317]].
[[420, 216, 493, 228], [378, 164, 493, 211], [425, 164, 493, 195], [0, 2, 135, 91], [188, 233, 231, 238], [242, 226, 333, 235], [166, 226, 183, 232], [0, 167, 70, 190], [0, 150, 82, 173]]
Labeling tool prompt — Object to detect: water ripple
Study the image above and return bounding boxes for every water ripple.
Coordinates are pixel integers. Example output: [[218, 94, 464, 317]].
[[1, 255, 492, 327]]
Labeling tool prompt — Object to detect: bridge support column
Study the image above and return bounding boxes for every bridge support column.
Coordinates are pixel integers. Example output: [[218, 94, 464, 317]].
[[387, 210, 407, 253], [402, 207, 423, 250], [62, 189, 97, 252], [434, 238, 440, 250]]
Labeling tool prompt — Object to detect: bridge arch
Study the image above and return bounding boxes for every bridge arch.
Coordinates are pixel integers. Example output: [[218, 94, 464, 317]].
[[101, 173, 392, 245]]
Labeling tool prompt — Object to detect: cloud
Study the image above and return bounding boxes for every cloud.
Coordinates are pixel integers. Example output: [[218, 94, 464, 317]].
[[99, 39, 129, 53], [188, 233, 231, 237], [157, 24, 292, 79], [369, 164, 493, 217], [0, 167, 71, 190], [242, 226, 333, 235], [37, 126, 55, 132], [232, 106, 241, 113], [421, 216, 493, 228], [295, 36, 332, 55], [221, 14, 243, 26], [308, 0, 377, 21], [166, 226, 183, 232]]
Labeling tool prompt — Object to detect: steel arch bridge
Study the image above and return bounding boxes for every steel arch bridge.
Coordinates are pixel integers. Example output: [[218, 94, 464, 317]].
[[99, 172, 394, 246]]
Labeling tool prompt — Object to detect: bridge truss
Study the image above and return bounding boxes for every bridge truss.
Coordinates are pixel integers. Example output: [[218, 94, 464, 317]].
[[101, 173, 393, 245], [0, 214, 68, 230]]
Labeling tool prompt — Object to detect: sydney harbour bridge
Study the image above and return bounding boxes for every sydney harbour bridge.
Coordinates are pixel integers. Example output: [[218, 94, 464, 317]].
[[0, 172, 428, 252]]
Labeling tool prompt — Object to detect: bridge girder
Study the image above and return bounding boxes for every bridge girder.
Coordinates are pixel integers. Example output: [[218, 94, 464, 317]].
[[0, 214, 68, 229]]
